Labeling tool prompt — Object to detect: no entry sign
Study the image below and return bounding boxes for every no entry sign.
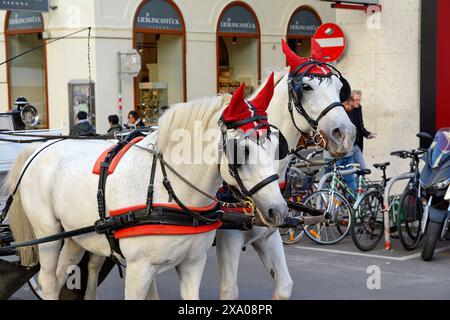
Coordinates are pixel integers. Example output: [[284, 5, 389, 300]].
[[311, 23, 346, 62]]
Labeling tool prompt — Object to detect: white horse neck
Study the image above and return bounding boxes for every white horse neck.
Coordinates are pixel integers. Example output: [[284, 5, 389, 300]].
[[136, 94, 231, 207], [258, 71, 308, 179]]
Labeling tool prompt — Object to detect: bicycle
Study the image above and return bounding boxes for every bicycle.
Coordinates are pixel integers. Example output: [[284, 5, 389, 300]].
[[351, 162, 391, 251], [280, 151, 321, 245], [302, 163, 370, 245], [391, 149, 427, 250]]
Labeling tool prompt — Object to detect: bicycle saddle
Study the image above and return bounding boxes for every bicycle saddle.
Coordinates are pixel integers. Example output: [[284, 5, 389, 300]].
[[373, 162, 390, 169], [356, 169, 371, 176], [304, 169, 320, 176]]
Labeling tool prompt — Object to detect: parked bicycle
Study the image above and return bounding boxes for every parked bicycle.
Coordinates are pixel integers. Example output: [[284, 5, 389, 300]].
[[301, 163, 370, 245], [280, 151, 321, 244], [391, 148, 427, 250], [351, 162, 391, 251]]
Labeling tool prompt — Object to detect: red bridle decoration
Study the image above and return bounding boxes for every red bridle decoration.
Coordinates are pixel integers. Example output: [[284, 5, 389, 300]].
[[281, 39, 332, 76], [221, 72, 275, 132]]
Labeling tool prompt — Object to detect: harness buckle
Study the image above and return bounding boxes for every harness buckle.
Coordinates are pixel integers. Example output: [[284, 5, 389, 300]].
[[243, 196, 256, 215]]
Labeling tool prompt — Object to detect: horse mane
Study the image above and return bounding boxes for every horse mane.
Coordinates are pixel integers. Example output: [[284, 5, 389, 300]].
[[156, 94, 231, 153]]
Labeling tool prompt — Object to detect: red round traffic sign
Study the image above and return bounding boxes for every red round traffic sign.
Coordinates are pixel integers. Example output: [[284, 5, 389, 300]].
[[311, 23, 346, 62]]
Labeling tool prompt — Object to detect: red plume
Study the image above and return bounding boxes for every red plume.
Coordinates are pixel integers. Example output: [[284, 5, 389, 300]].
[[221, 83, 250, 124], [311, 38, 325, 61], [281, 38, 305, 72], [249, 72, 274, 114], [281, 38, 331, 76]]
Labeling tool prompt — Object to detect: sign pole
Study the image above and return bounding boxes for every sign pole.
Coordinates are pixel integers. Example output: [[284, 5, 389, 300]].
[[117, 52, 123, 126]]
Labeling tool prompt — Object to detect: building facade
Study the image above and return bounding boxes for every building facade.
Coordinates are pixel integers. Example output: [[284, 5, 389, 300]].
[[1, 0, 446, 178], [0, 0, 335, 134]]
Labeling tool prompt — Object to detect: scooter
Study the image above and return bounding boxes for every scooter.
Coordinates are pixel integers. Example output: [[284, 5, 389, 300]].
[[418, 129, 450, 261]]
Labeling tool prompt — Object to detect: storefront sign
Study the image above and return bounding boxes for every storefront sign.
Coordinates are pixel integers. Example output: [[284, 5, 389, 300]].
[[0, 0, 48, 12], [218, 5, 258, 34], [287, 9, 321, 37], [135, 0, 182, 31], [7, 11, 43, 31]]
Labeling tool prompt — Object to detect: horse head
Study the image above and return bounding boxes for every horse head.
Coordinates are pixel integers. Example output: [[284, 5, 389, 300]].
[[219, 73, 287, 225], [280, 39, 356, 158]]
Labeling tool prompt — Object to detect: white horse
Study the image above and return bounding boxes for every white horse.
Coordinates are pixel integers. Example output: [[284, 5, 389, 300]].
[[216, 66, 356, 299], [77, 65, 356, 300], [5, 89, 288, 300], [216, 37, 357, 299]]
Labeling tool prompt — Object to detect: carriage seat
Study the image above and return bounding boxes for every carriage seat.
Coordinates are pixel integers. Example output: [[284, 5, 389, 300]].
[[373, 162, 390, 170]]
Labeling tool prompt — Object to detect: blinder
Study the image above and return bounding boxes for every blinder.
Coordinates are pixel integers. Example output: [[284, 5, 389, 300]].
[[225, 138, 245, 169], [290, 60, 352, 103], [274, 130, 289, 160]]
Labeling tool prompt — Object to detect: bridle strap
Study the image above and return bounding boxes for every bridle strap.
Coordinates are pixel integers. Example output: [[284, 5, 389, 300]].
[[248, 174, 279, 196], [315, 102, 345, 125], [220, 115, 268, 129], [287, 59, 345, 136]]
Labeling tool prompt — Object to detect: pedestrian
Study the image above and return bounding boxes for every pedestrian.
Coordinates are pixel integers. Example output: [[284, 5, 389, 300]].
[[347, 90, 377, 170], [322, 97, 357, 192], [125, 110, 145, 129], [70, 111, 96, 136], [107, 114, 122, 136]]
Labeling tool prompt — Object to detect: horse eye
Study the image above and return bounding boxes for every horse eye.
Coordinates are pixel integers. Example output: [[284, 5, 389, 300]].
[[303, 84, 313, 91]]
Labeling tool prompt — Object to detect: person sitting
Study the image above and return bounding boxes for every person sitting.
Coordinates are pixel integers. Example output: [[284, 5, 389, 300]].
[[70, 111, 96, 136], [107, 114, 122, 136], [125, 110, 145, 129]]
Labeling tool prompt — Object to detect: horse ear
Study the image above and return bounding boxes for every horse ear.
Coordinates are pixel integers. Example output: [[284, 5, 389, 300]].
[[281, 39, 304, 71], [249, 72, 274, 113], [311, 38, 325, 62], [222, 82, 247, 122]]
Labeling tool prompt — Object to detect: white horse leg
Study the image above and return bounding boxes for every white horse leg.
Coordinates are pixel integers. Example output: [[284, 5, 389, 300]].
[[176, 252, 208, 300], [252, 230, 293, 300], [145, 279, 159, 300], [84, 254, 106, 300], [216, 230, 245, 300], [56, 238, 86, 291], [38, 239, 63, 300], [124, 260, 156, 300]]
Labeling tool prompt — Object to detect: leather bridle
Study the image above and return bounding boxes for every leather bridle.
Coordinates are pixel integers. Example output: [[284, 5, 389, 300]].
[[287, 60, 346, 150], [218, 102, 281, 199]]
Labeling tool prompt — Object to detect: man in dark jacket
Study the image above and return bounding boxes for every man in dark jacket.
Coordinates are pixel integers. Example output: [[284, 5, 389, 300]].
[[70, 111, 96, 136], [347, 90, 376, 169], [107, 114, 122, 136]]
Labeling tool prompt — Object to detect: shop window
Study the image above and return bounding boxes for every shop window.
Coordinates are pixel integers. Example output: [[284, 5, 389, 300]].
[[286, 6, 322, 58], [68, 80, 96, 129], [5, 11, 48, 129], [217, 2, 260, 96], [134, 0, 185, 126]]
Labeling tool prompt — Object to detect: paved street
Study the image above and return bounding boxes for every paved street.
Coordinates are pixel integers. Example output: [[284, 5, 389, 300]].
[[10, 235, 450, 300]]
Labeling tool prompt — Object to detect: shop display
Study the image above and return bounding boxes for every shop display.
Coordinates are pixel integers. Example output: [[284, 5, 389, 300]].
[[138, 82, 168, 125]]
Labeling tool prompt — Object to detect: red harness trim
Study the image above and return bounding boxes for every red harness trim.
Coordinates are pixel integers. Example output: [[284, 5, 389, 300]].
[[92, 136, 144, 175], [109, 202, 222, 238]]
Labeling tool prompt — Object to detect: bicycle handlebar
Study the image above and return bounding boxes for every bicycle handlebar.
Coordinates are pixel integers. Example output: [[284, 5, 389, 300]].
[[390, 149, 426, 159]]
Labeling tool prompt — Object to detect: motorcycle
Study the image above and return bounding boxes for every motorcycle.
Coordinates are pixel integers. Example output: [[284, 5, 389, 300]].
[[418, 129, 450, 261]]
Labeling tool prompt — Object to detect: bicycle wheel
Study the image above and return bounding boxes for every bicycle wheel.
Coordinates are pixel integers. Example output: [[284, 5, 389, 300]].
[[397, 189, 423, 250], [302, 190, 352, 245], [351, 190, 384, 251]]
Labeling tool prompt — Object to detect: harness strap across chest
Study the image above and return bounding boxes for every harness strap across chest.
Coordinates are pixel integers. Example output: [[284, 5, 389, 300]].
[[93, 131, 225, 259]]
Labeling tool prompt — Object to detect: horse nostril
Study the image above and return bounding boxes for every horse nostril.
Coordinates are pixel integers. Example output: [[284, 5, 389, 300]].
[[331, 128, 343, 142]]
